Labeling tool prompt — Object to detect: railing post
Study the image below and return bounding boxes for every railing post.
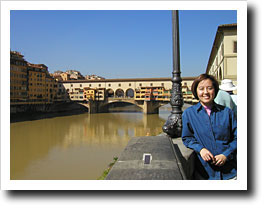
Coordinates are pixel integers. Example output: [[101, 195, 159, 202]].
[[162, 10, 184, 138]]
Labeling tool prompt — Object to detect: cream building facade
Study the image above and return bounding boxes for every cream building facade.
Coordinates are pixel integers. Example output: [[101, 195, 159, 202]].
[[62, 77, 196, 101], [206, 24, 237, 86]]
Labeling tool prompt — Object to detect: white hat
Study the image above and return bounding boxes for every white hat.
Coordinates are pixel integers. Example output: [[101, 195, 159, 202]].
[[219, 79, 237, 91]]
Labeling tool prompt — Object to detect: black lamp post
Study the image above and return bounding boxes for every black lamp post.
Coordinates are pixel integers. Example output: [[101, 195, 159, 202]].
[[162, 10, 184, 138]]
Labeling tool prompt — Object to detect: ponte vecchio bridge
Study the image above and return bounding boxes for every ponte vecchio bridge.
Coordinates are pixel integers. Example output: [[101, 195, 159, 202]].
[[61, 77, 196, 114]]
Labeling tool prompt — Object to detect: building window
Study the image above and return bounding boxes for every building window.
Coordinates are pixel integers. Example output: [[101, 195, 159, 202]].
[[71, 84, 73, 87], [99, 84, 101, 87], [108, 84, 111, 87], [129, 83, 131, 86], [219, 68, 223, 80], [89, 84, 91, 87], [118, 84, 121, 87], [233, 41, 237, 53], [150, 83, 153, 86], [80, 84, 82, 87], [139, 83, 142, 87]]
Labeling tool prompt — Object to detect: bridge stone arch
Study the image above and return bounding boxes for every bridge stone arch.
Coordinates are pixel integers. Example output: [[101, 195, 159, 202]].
[[115, 89, 124, 98], [125, 88, 134, 98]]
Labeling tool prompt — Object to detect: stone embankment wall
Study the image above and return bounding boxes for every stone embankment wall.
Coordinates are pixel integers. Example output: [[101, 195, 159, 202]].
[[10, 102, 87, 123]]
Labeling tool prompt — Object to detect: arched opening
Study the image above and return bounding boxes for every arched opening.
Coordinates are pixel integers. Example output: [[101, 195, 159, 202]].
[[126, 88, 134, 98], [115, 89, 124, 98], [106, 89, 114, 98]]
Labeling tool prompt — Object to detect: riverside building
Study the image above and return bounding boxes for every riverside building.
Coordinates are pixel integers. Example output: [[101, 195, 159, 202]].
[[206, 23, 237, 86], [27, 63, 49, 103], [10, 51, 28, 104], [10, 51, 60, 113]]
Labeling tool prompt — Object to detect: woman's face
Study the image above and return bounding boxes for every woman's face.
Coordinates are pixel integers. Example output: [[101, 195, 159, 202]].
[[197, 79, 215, 107]]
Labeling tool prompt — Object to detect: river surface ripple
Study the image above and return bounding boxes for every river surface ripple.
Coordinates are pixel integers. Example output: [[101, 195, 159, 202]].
[[10, 103, 191, 180]]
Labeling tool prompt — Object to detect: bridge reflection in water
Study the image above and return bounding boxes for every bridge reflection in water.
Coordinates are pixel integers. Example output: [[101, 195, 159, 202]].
[[10, 104, 177, 180]]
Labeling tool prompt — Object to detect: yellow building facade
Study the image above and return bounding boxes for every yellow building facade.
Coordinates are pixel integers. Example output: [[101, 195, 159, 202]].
[[135, 86, 171, 101], [10, 51, 28, 103], [83, 88, 105, 101], [10, 51, 58, 106], [45, 74, 57, 103], [84, 88, 96, 100], [27, 63, 47, 103]]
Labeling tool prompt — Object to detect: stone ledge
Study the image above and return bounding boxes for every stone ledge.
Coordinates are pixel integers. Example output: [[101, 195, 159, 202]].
[[105, 135, 195, 180]]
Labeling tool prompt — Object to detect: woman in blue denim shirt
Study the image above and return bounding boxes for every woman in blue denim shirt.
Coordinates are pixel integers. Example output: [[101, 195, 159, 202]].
[[182, 74, 237, 180]]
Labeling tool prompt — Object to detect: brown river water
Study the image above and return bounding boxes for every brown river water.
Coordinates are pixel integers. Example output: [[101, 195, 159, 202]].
[[10, 104, 191, 180]]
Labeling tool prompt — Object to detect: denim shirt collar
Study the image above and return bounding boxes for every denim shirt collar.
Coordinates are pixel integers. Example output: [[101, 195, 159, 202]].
[[195, 102, 221, 113]]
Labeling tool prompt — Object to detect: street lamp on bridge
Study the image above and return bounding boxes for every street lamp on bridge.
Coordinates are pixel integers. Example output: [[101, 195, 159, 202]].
[[163, 10, 184, 138]]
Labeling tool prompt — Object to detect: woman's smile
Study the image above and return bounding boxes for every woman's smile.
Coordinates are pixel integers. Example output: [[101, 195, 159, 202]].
[[197, 79, 215, 107]]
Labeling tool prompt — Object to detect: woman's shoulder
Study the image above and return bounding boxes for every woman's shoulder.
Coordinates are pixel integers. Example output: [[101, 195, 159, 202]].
[[214, 103, 235, 117], [214, 103, 233, 112], [183, 103, 199, 115]]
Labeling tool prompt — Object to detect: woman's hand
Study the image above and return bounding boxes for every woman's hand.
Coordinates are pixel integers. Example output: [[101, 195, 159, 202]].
[[214, 154, 227, 166], [200, 148, 215, 163]]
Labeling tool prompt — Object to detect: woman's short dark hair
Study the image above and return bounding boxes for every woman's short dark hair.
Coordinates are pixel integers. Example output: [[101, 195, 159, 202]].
[[191, 74, 219, 100]]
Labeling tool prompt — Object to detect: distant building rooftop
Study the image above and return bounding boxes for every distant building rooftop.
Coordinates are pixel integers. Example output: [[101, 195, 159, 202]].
[[60, 77, 197, 83]]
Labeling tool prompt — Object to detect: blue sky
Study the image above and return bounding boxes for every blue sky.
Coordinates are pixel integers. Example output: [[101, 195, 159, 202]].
[[10, 10, 236, 78]]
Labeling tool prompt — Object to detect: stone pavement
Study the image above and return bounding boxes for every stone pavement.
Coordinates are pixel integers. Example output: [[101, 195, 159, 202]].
[[105, 134, 195, 180]]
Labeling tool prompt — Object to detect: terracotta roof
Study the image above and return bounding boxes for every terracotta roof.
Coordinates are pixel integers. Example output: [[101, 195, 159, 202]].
[[218, 23, 237, 28], [27, 63, 48, 69]]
